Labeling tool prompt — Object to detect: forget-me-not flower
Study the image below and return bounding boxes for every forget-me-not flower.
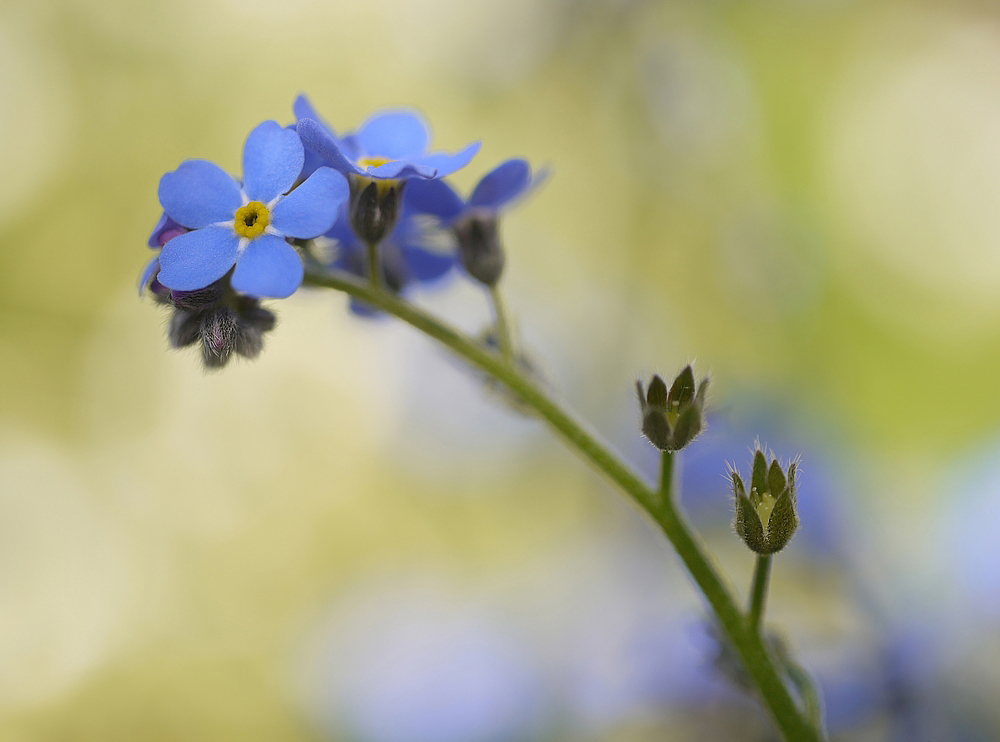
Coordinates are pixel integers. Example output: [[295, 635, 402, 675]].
[[405, 159, 546, 285], [294, 95, 481, 247], [294, 94, 480, 182], [156, 120, 348, 299]]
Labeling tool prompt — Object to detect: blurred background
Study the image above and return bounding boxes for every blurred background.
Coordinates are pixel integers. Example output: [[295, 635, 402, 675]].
[[1, 0, 999, 739]]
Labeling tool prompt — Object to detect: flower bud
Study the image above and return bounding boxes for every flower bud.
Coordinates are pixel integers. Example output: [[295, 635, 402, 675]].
[[348, 176, 405, 245], [453, 209, 505, 286], [159, 276, 278, 370], [732, 449, 800, 554], [200, 307, 240, 368], [636, 365, 708, 451]]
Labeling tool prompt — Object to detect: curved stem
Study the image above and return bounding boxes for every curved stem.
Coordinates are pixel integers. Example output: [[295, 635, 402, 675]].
[[784, 656, 826, 736], [489, 284, 514, 363], [303, 264, 822, 742], [749, 555, 773, 635]]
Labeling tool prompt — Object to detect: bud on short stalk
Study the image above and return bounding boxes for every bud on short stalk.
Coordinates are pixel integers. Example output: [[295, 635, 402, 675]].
[[159, 276, 277, 370], [732, 449, 800, 554], [348, 175, 405, 246], [453, 208, 505, 286], [636, 365, 708, 452]]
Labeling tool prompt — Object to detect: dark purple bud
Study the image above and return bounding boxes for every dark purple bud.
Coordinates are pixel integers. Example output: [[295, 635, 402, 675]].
[[200, 308, 240, 369], [348, 176, 405, 246], [453, 209, 505, 286]]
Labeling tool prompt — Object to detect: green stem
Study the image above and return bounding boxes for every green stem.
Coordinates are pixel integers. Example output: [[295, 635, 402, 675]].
[[303, 264, 821, 742], [784, 657, 825, 735], [366, 241, 381, 290], [749, 554, 773, 635], [489, 284, 514, 363]]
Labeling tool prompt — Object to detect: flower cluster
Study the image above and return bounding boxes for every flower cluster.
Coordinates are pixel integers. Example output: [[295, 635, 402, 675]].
[[142, 94, 545, 365]]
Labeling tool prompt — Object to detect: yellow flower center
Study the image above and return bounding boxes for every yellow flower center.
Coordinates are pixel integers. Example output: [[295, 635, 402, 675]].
[[357, 155, 393, 170], [233, 201, 270, 239]]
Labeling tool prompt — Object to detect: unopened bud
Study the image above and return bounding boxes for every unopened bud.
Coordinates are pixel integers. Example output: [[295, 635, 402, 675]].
[[162, 278, 278, 370], [349, 176, 405, 245], [732, 449, 800, 554], [636, 365, 709, 451], [453, 209, 505, 286], [200, 308, 240, 369]]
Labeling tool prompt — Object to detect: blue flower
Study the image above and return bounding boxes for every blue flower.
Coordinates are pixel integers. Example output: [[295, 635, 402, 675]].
[[138, 212, 189, 297], [294, 94, 481, 181], [156, 120, 349, 299], [324, 205, 455, 316], [406, 158, 545, 223], [405, 159, 546, 285]]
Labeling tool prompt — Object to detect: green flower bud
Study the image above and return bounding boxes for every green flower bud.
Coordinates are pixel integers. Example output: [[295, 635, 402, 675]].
[[731, 449, 800, 554], [636, 366, 709, 452]]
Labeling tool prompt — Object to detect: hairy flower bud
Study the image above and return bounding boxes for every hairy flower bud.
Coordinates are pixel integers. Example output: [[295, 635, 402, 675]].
[[349, 176, 405, 245], [453, 209, 505, 286], [636, 365, 708, 451], [731, 449, 800, 554], [153, 274, 278, 370]]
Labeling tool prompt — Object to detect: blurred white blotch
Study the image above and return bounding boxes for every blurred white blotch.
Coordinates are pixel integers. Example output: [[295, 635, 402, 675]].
[[825, 14, 1000, 336], [0, 439, 133, 708], [640, 31, 757, 168], [377, 0, 560, 85], [297, 575, 543, 742]]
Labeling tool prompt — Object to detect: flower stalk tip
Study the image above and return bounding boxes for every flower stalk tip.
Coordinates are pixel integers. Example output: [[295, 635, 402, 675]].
[[636, 365, 708, 452], [732, 449, 800, 555]]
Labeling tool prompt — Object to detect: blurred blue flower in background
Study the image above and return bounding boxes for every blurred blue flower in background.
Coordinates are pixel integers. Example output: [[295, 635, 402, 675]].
[[405, 158, 545, 226], [156, 120, 348, 298], [300, 576, 544, 742], [944, 437, 1000, 619], [295, 95, 481, 181]]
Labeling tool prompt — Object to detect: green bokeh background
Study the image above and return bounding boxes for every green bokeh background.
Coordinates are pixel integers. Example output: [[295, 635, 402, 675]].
[[1, 0, 999, 738]]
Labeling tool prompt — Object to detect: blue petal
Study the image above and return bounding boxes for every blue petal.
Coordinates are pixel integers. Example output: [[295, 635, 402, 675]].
[[348, 297, 384, 318], [243, 120, 305, 203], [404, 179, 465, 223], [297, 118, 364, 176], [231, 234, 304, 299], [157, 226, 240, 291], [293, 94, 330, 131], [324, 208, 360, 247], [148, 212, 169, 247], [271, 167, 349, 239], [338, 133, 363, 162], [411, 141, 481, 178], [357, 110, 429, 160], [367, 160, 437, 180], [158, 160, 242, 229], [404, 245, 456, 282], [469, 159, 532, 210], [138, 256, 160, 296]]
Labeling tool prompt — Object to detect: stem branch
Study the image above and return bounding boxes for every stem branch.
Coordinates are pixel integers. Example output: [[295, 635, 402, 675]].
[[303, 264, 822, 742], [489, 284, 514, 363]]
